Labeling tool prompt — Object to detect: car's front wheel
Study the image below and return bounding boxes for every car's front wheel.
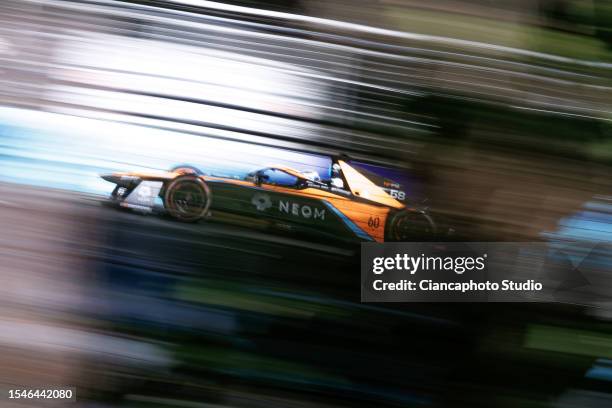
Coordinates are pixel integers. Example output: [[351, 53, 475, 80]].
[[169, 164, 202, 175], [164, 175, 212, 222], [386, 210, 437, 242]]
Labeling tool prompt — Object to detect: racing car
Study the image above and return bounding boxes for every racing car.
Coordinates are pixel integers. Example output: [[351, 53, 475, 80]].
[[101, 159, 435, 242]]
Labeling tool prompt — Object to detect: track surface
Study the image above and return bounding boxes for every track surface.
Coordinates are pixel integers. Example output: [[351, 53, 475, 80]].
[[2, 183, 587, 408], [0, 181, 361, 314], [0, 183, 461, 405]]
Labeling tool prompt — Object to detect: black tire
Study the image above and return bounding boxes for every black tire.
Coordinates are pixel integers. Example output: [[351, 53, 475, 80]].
[[169, 165, 202, 175], [386, 210, 437, 242], [164, 175, 212, 222]]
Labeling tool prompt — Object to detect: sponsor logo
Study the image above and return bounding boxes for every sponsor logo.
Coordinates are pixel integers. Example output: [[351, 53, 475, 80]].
[[252, 193, 272, 211], [126, 181, 162, 208], [383, 180, 400, 189], [279, 200, 325, 220], [251, 194, 325, 220]]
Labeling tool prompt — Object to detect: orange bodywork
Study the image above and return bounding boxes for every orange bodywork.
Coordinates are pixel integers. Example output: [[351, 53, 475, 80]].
[[261, 185, 392, 242], [338, 161, 404, 210], [110, 162, 405, 242], [207, 169, 401, 242]]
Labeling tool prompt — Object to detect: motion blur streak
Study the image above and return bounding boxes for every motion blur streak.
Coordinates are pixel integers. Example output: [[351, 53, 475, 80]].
[[0, 0, 611, 407]]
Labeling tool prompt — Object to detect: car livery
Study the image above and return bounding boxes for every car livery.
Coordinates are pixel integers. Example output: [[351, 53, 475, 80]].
[[101, 160, 435, 242]]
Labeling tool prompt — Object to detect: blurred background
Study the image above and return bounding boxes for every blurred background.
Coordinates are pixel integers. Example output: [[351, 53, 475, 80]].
[[0, 0, 611, 407]]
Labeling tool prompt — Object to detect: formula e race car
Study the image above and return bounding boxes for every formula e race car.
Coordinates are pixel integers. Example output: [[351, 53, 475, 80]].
[[101, 160, 435, 242]]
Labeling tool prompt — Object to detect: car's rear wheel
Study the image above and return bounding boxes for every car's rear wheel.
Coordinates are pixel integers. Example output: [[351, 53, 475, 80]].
[[164, 176, 211, 222], [386, 210, 437, 241]]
